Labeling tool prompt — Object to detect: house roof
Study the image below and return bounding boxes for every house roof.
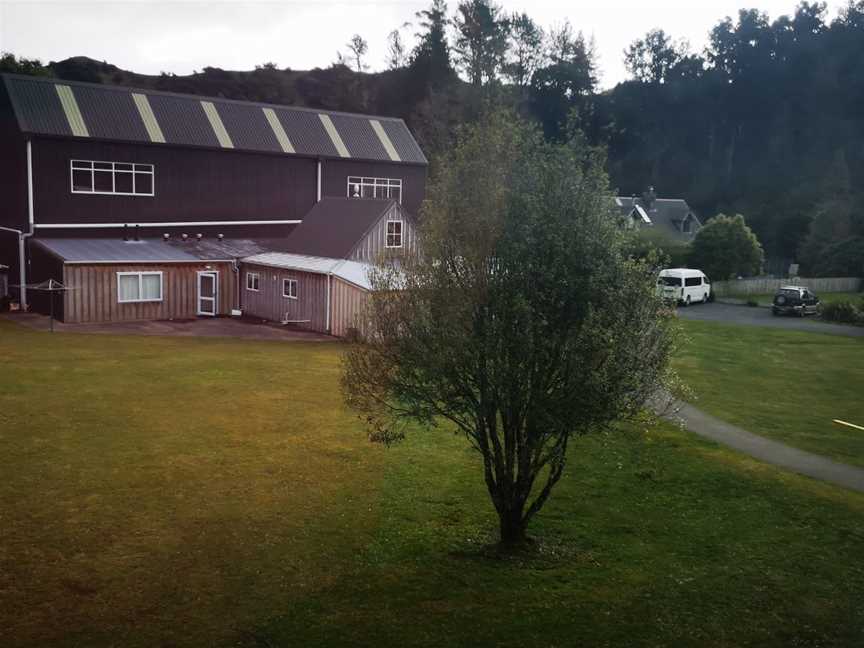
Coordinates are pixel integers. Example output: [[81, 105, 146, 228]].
[[243, 252, 374, 290], [1, 73, 427, 165], [615, 196, 700, 242], [280, 197, 404, 259], [32, 236, 281, 263]]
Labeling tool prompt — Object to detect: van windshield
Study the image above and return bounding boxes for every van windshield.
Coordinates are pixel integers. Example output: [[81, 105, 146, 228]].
[[658, 277, 682, 287]]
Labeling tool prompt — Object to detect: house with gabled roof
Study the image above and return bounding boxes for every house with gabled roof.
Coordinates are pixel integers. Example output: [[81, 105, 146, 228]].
[[615, 191, 702, 243], [0, 73, 427, 333]]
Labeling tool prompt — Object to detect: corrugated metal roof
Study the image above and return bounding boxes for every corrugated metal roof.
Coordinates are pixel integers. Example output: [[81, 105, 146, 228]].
[[34, 238, 203, 263], [243, 252, 373, 290], [280, 197, 398, 259], [1, 73, 427, 165]]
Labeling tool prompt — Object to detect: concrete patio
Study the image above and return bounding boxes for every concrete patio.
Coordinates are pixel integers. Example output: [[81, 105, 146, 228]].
[[0, 312, 334, 342]]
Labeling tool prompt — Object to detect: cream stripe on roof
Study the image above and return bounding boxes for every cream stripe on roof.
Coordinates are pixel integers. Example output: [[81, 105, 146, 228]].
[[55, 84, 89, 137], [262, 108, 295, 154], [132, 93, 166, 143], [318, 113, 351, 158], [201, 101, 234, 149], [370, 119, 401, 162]]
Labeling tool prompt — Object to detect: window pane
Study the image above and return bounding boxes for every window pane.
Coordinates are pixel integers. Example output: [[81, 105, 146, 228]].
[[72, 169, 92, 192], [118, 275, 139, 301], [115, 163, 134, 171], [390, 187, 401, 202], [134, 164, 153, 173], [135, 173, 153, 195], [141, 274, 161, 300], [94, 170, 113, 192], [361, 185, 375, 198], [94, 162, 113, 171], [115, 172, 134, 193]]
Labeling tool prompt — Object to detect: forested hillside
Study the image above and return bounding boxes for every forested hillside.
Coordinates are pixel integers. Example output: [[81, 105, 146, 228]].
[[3, 0, 863, 273]]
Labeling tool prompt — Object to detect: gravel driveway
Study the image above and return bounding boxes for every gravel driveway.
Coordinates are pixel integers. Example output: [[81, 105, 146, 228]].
[[676, 302, 864, 338]]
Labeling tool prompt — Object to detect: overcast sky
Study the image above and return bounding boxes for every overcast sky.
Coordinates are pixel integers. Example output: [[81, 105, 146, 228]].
[[0, 0, 844, 88]]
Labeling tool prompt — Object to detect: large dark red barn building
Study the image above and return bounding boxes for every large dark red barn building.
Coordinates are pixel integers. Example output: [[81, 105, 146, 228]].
[[0, 73, 427, 330]]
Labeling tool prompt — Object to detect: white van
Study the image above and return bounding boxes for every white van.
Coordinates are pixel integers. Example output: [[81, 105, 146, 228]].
[[657, 268, 711, 306]]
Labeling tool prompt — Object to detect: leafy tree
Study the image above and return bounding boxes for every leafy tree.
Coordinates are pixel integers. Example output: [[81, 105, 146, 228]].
[[690, 214, 764, 280], [385, 27, 409, 70], [530, 23, 597, 140], [341, 112, 678, 546], [503, 12, 545, 90], [453, 0, 510, 86], [623, 29, 689, 84], [798, 194, 864, 276], [410, 0, 453, 87], [0, 52, 48, 76], [347, 34, 369, 72]]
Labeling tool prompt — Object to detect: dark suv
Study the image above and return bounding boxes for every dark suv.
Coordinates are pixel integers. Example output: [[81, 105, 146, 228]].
[[772, 286, 820, 317]]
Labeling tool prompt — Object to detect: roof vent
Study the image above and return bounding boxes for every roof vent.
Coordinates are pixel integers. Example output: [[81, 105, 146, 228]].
[[123, 224, 129, 241], [196, 233, 203, 241], [163, 233, 170, 240], [218, 233, 224, 240], [181, 233, 188, 241]]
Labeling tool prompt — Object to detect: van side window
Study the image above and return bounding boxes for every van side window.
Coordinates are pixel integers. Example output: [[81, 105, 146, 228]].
[[685, 277, 701, 287]]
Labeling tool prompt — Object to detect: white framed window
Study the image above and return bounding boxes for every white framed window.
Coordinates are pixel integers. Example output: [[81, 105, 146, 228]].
[[386, 220, 403, 248], [347, 176, 402, 203], [71, 160, 155, 196], [282, 278, 298, 299], [246, 272, 260, 291], [117, 271, 162, 303]]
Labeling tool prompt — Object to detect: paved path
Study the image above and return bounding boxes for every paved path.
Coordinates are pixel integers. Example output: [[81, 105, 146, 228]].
[[1, 312, 334, 342], [677, 302, 864, 337], [665, 400, 864, 493]]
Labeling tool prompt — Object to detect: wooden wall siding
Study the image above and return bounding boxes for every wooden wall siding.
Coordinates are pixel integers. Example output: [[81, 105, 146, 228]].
[[62, 262, 234, 324], [33, 139, 318, 226], [322, 159, 427, 217], [713, 276, 862, 296], [349, 207, 417, 264], [241, 264, 329, 332], [330, 277, 370, 338]]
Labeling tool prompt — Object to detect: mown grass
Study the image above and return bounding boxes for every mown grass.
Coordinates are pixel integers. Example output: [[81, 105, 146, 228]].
[[1, 318, 863, 647], [675, 319, 864, 466]]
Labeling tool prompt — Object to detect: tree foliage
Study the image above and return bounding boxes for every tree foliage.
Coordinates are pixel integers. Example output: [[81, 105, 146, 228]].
[[341, 113, 678, 545], [690, 214, 764, 280], [452, 0, 510, 86], [346, 34, 369, 73], [410, 0, 454, 87], [503, 12, 545, 90], [623, 29, 689, 84]]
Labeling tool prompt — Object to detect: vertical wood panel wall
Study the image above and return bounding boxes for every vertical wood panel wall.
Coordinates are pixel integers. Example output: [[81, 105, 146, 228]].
[[349, 207, 417, 264], [241, 264, 328, 332], [62, 262, 235, 323], [330, 277, 370, 338]]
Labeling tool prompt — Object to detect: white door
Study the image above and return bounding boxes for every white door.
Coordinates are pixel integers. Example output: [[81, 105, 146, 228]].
[[197, 271, 218, 316]]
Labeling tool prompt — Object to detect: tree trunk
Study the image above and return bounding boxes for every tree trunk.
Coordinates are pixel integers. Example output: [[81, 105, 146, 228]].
[[498, 507, 527, 547]]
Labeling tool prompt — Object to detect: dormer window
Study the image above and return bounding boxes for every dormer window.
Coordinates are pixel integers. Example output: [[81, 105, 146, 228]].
[[682, 214, 694, 234]]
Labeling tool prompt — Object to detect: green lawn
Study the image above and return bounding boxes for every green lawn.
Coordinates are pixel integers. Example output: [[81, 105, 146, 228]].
[[2, 318, 864, 647], [675, 320, 864, 466], [722, 291, 863, 306]]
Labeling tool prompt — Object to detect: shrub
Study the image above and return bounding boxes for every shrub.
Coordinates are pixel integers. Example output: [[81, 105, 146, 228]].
[[820, 300, 862, 325]]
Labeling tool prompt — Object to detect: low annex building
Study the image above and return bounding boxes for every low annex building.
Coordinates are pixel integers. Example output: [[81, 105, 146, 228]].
[[0, 73, 427, 335], [240, 197, 415, 335]]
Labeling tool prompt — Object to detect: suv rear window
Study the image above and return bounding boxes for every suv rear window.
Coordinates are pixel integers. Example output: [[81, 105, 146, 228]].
[[778, 289, 800, 297]]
